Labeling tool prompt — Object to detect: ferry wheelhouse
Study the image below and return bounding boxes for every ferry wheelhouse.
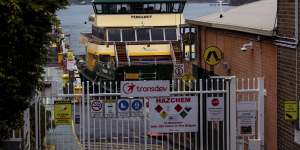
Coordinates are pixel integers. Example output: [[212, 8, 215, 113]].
[[79, 0, 195, 81]]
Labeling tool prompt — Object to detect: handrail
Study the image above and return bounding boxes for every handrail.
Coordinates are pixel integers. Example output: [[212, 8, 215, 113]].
[[125, 42, 131, 66], [113, 42, 119, 67], [170, 41, 177, 64]]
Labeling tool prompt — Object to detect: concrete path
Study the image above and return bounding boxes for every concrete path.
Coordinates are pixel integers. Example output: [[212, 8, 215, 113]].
[[46, 124, 83, 150]]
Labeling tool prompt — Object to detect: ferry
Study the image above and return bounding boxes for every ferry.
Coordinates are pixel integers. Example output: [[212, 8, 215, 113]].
[[79, 0, 196, 81]]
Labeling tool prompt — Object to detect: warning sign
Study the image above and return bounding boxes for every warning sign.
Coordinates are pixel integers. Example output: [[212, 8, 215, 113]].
[[90, 100, 103, 118], [149, 96, 198, 133], [54, 100, 72, 125], [284, 101, 298, 121], [207, 97, 224, 121], [203, 46, 222, 65]]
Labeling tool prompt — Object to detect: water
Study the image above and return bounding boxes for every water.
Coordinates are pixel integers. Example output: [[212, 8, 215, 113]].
[[57, 3, 231, 55]]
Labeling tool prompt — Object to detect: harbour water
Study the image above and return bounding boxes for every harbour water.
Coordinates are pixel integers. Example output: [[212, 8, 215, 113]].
[[57, 3, 231, 55]]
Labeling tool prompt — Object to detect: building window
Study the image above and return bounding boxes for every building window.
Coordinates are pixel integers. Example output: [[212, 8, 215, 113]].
[[151, 28, 164, 41], [108, 29, 121, 41], [122, 29, 136, 41], [165, 28, 177, 40], [136, 29, 150, 41]]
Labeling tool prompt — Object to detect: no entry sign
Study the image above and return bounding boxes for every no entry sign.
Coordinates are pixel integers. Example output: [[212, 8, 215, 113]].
[[207, 97, 224, 121]]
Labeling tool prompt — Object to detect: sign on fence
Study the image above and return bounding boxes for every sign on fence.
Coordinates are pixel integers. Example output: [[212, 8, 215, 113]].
[[54, 100, 72, 125], [207, 97, 224, 121], [149, 96, 198, 133], [91, 100, 103, 118], [237, 101, 257, 136], [104, 99, 117, 117], [118, 99, 130, 117], [131, 99, 144, 117], [120, 80, 170, 97]]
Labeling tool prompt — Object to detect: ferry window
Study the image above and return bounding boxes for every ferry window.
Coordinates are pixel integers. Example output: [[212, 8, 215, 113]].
[[165, 28, 177, 40], [173, 3, 180, 12], [122, 29, 136, 41], [92, 26, 105, 40], [161, 3, 166, 12], [108, 29, 121, 41], [117, 4, 130, 13], [95, 4, 102, 13], [151, 29, 164, 41], [102, 4, 117, 13], [131, 3, 144, 13], [137, 29, 150, 41]]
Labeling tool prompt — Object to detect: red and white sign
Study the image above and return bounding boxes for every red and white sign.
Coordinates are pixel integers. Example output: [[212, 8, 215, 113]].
[[207, 97, 224, 121], [149, 96, 198, 133], [120, 80, 170, 97]]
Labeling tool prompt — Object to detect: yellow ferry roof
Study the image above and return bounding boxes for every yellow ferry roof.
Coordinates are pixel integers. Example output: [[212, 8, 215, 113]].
[[87, 43, 115, 56]]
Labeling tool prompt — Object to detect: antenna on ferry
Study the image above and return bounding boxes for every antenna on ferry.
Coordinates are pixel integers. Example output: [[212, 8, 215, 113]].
[[218, 0, 223, 18]]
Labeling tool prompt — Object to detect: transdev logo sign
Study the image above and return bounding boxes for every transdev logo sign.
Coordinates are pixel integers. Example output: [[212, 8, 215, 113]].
[[121, 80, 170, 97]]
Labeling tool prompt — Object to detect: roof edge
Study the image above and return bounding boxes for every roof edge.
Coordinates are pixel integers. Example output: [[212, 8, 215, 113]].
[[186, 19, 275, 37]]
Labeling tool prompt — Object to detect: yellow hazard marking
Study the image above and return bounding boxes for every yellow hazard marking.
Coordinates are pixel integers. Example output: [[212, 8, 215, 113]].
[[160, 111, 168, 119], [284, 101, 298, 121], [203, 46, 222, 65], [54, 100, 72, 125]]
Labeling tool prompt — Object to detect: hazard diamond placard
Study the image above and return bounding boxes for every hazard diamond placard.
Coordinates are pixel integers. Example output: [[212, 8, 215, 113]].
[[149, 96, 198, 133]]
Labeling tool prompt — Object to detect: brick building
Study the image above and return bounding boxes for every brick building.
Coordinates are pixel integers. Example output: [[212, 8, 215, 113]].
[[186, 0, 278, 149], [275, 0, 300, 149]]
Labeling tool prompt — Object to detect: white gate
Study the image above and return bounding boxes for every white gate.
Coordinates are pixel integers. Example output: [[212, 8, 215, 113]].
[[47, 76, 264, 150]]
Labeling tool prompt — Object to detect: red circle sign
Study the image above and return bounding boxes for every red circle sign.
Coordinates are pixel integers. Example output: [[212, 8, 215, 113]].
[[211, 99, 220, 106]]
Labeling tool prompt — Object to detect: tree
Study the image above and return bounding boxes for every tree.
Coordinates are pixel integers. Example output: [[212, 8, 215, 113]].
[[0, 0, 68, 142]]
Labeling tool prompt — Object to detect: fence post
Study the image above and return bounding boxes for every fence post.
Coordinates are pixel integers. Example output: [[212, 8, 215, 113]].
[[229, 77, 237, 150], [87, 81, 91, 150], [257, 78, 265, 148]]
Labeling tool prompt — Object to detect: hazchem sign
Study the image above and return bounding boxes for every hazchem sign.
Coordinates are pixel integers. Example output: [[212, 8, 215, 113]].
[[120, 80, 170, 97], [149, 96, 198, 133], [207, 97, 224, 121], [54, 100, 72, 125]]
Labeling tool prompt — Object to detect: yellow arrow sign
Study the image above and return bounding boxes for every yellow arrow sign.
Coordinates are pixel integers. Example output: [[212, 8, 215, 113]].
[[284, 101, 298, 121], [203, 46, 222, 65]]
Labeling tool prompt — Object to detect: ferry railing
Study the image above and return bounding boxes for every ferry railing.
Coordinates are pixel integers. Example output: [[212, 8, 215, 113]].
[[170, 41, 177, 64], [124, 42, 131, 66], [113, 42, 119, 67]]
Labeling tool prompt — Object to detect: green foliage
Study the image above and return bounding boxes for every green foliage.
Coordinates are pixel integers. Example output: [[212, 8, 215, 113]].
[[0, 0, 68, 142]]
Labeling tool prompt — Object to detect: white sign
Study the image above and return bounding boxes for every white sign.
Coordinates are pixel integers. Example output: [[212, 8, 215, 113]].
[[149, 96, 198, 133], [237, 101, 257, 136], [105, 100, 116, 117], [174, 64, 184, 78], [67, 60, 76, 71], [207, 97, 224, 121], [120, 80, 170, 97], [91, 100, 103, 118], [117, 99, 130, 117], [131, 99, 144, 117]]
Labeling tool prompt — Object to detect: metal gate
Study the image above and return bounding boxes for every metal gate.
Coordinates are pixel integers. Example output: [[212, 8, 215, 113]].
[[43, 76, 264, 150]]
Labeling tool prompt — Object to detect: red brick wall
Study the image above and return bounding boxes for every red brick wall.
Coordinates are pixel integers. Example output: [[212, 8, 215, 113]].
[[277, 0, 300, 150], [198, 27, 277, 150]]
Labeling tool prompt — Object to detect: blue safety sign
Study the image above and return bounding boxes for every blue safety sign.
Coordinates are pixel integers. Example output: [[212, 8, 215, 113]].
[[119, 100, 129, 111], [132, 99, 143, 111]]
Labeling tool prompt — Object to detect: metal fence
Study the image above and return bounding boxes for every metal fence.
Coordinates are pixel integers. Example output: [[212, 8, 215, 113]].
[[41, 76, 264, 150]]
